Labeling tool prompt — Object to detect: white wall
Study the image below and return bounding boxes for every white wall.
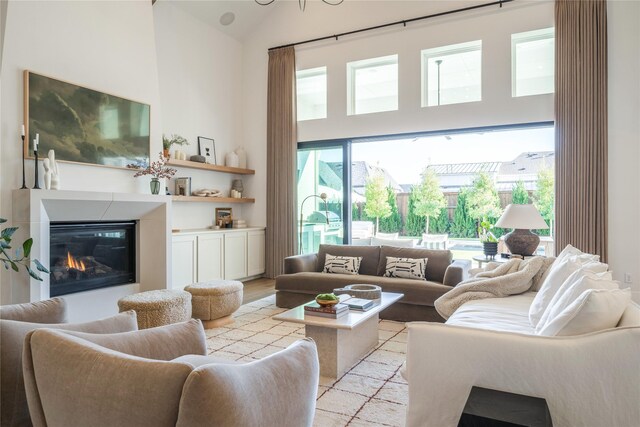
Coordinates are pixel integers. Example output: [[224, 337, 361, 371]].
[[608, 0, 640, 300], [241, 0, 555, 227], [154, 2, 250, 230]]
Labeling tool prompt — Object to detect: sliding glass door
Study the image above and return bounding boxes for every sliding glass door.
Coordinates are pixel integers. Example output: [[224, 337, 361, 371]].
[[297, 143, 350, 254]]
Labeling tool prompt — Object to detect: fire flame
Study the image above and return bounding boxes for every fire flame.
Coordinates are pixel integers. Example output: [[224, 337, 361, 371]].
[[66, 252, 86, 272]]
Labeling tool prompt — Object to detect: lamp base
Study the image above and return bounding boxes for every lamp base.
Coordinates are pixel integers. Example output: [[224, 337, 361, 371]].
[[504, 229, 540, 256]]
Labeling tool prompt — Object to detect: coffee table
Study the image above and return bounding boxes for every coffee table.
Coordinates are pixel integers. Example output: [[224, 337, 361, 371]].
[[273, 292, 403, 378]]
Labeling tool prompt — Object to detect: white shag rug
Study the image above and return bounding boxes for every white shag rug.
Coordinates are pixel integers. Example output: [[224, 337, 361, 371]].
[[204, 295, 409, 427]]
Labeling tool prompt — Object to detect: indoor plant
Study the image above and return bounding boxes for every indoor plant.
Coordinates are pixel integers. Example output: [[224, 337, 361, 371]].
[[0, 219, 49, 280], [478, 218, 499, 259], [162, 134, 188, 159], [128, 153, 177, 195]]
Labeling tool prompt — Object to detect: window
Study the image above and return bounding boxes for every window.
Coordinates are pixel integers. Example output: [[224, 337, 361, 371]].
[[347, 55, 398, 115], [296, 67, 327, 121], [421, 40, 482, 107], [512, 28, 555, 97]]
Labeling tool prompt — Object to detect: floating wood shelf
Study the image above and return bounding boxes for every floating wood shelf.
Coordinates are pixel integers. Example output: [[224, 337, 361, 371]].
[[166, 159, 255, 175], [172, 196, 255, 204]]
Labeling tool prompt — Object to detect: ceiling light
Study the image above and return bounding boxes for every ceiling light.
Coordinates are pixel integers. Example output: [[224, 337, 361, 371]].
[[255, 0, 343, 12], [220, 12, 235, 26]]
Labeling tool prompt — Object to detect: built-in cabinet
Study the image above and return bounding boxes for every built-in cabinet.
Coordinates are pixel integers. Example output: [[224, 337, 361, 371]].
[[172, 227, 265, 289]]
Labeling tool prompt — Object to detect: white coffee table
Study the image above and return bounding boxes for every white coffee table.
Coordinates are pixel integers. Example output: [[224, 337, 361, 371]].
[[273, 292, 404, 378]]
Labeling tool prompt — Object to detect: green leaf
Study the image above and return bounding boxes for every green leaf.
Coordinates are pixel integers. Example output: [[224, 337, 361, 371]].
[[33, 259, 50, 273], [0, 218, 7, 224], [1, 227, 18, 240], [22, 238, 33, 258], [0, 241, 10, 249], [10, 261, 19, 272], [26, 266, 43, 281]]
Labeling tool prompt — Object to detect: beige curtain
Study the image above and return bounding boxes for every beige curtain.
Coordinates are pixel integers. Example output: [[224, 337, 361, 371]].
[[266, 47, 297, 278], [555, 0, 608, 260]]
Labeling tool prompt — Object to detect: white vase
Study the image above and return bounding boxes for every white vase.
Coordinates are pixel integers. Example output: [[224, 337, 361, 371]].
[[225, 151, 239, 168], [235, 147, 247, 169]]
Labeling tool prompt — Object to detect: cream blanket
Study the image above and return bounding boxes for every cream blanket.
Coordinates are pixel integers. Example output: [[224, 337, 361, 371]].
[[435, 256, 546, 320]]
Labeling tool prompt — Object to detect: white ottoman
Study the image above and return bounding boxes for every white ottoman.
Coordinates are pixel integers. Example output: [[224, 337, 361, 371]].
[[185, 280, 244, 328], [118, 289, 192, 329]]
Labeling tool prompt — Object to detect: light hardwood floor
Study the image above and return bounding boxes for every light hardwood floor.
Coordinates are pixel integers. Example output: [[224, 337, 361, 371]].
[[242, 277, 276, 304]]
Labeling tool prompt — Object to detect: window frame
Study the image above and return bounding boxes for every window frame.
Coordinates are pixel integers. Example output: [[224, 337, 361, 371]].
[[346, 54, 399, 116], [511, 27, 555, 98], [296, 66, 328, 122]]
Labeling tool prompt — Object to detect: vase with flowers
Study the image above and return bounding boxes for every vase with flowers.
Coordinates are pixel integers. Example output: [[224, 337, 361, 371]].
[[162, 134, 188, 159], [478, 218, 499, 259], [128, 153, 177, 195]]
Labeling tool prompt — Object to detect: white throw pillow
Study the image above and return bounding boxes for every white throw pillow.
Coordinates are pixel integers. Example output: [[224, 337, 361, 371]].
[[322, 254, 362, 275], [529, 253, 603, 327], [537, 244, 597, 285], [537, 288, 631, 336], [536, 267, 615, 332], [384, 257, 428, 280]]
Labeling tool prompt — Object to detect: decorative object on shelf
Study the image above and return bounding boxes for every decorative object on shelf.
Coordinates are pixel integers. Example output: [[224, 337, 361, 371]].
[[173, 150, 188, 161], [315, 293, 339, 307], [215, 207, 233, 228], [299, 193, 328, 254], [225, 151, 239, 168], [165, 186, 171, 196], [230, 189, 242, 198], [162, 134, 188, 159], [333, 284, 382, 300], [231, 179, 244, 196], [495, 204, 549, 256], [0, 217, 50, 281], [190, 155, 206, 163], [478, 218, 498, 259], [20, 124, 27, 189], [255, 0, 343, 12], [43, 150, 60, 190], [175, 177, 192, 196], [235, 147, 247, 169], [32, 134, 40, 189], [192, 189, 222, 197], [24, 70, 150, 168], [198, 136, 216, 165], [127, 152, 177, 195], [232, 219, 247, 228]]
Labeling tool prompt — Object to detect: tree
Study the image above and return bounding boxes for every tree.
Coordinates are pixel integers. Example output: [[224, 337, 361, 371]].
[[534, 168, 555, 236], [451, 189, 477, 238], [403, 189, 425, 237], [430, 207, 450, 234], [379, 187, 402, 233], [511, 180, 529, 204], [412, 168, 446, 234], [466, 172, 502, 225], [364, 172, 391, 234]]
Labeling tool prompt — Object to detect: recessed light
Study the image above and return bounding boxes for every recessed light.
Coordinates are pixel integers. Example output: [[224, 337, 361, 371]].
[[220, 12, 235, 26]]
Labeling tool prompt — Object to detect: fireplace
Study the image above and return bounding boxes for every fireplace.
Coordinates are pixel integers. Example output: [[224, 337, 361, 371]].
[[49, 221, 137, 297]]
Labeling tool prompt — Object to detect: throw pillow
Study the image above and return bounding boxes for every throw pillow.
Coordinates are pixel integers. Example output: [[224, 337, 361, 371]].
[[384, 256, 428, 280], [529, 254, 605, 327], [536, 267, 616, 332], [537, 288, 631, 336], [322, 254, 362, 275]]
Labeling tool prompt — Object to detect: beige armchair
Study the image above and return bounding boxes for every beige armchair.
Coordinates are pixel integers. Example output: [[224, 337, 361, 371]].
[[23, 319, 320, 427]]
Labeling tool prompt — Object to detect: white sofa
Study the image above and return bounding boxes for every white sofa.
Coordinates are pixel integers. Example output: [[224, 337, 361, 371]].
[[404, 292, 640, 427]]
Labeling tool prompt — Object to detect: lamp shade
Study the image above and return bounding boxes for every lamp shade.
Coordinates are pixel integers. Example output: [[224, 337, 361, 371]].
[[495, 204, 549, 230]]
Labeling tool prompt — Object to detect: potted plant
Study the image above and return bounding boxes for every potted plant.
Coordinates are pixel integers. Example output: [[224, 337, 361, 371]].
[[1, 218, 49, 280], [162, 134, 188, 159], [478, 218, 499, 259], [127, 153, 177, 195]]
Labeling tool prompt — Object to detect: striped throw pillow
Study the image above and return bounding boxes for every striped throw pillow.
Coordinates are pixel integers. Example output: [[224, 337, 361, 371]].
[[384, 256, 428, 280], [322, 254, 362, 275]]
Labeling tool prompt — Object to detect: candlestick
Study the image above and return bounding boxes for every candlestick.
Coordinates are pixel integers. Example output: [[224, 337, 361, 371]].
[[33, 139, 40, 190], [20, 133, 27, 189], [35, 133, 39, 151], [21, 125, 25, 137]]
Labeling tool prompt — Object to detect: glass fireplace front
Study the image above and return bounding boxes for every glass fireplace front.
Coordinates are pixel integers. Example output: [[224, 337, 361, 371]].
[[49, 221, 136, 297]]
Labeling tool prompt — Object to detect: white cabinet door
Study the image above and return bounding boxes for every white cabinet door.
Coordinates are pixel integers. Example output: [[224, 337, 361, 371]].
[[224, 233, 247, 280], [247, 229, 265, 277], [197, 233, 224, 281], [172, 235, 197, 289]]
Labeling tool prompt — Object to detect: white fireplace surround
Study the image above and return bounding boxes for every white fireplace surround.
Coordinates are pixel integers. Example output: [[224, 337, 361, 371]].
[[11, 190, 171, 322]]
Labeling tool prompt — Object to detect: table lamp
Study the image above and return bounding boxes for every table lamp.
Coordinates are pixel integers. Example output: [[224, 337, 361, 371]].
[[495, 204, 549, 256]]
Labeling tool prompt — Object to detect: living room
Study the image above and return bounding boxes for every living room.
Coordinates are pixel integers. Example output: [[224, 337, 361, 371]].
[[1, 0, 638, 426]]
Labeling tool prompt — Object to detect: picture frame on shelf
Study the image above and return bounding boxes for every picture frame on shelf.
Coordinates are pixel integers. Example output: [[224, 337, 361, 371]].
[[198, 136, 216, 165], [215, 207, 233, 228]]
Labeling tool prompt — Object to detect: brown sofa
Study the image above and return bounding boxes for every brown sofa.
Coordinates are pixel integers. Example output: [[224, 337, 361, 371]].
[[275, 244, 471, 322]]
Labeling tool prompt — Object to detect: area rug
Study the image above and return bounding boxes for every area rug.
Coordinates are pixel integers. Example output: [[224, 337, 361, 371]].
[[204, 295, 408, 427]]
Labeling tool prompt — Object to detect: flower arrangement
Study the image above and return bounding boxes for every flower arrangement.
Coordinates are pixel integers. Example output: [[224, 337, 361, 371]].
[[162, 134, 188, 155], [478, 218, 498, 243], [128, 153, 177, 180]]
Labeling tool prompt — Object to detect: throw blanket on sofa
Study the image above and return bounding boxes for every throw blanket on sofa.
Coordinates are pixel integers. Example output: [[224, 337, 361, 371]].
[[435, 256, 545, 320]]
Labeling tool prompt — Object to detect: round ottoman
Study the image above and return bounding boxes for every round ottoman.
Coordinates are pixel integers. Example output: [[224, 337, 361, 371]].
[[185, 280, 243, 328], [118, 289, 192, 330]]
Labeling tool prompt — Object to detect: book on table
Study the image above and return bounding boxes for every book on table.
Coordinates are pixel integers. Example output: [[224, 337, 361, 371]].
[[343, 298, 376, 311], [304, 302, 348, 318]]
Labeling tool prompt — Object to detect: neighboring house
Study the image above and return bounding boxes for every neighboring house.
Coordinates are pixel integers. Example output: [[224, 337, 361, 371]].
[[327, 161, 402, 197]]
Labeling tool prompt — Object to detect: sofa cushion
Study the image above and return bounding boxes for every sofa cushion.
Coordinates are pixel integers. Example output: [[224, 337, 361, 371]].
[[383, 257, 428, 280], [446, 293, 536, 334], [376, 246, 452, 282], [316, 244, 380, 276], [275, 272, 451, 306], [0, 297, 67, 323]]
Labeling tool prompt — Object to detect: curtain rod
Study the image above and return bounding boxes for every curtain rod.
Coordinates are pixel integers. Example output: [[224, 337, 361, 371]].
[[269, 0, 514, 51]]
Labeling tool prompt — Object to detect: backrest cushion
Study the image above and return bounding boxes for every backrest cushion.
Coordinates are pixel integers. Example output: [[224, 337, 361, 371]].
[[371, 237, 417, 248], [1, 311, 137, 427], [316, 244, 380, 275], [0, 298, 67, 323], [537, 288, 631, 336], [177, 338, 319, 427], [377, 246, 452, 283], [618, 301, 640, 327], [25, 328, 192, 427]]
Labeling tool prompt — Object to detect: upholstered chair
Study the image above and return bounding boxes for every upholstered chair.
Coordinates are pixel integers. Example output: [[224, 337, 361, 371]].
[[22, 320, 320, 427], [0, 298, 138, 427]]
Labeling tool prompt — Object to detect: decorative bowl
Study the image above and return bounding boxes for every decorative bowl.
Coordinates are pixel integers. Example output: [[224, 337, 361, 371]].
[[333, 284, 382, 300], [316, 298, 339, 306]]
